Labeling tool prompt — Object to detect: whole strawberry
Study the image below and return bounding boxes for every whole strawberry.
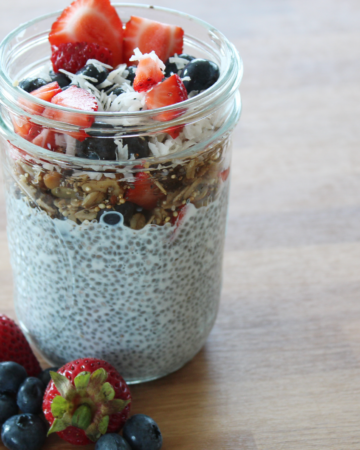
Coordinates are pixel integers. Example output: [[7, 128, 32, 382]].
[[42, 358, 131, 446], [0, 315, 41, 377]]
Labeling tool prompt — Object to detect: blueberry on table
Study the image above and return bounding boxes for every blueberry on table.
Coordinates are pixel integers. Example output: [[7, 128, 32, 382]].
[[95, 433, 132, 450], [49, 70, 71, 88], [126, 65, 137, 84], [0, 362, 27, 395], [18, 78, 48, 93], [1, 414, 47, 450], [180, 58, 220, 93], [17, 377, 45, 415], [36, 367, 59, 388], [122, 414, 163, 450], [0, 394, 18, 425], [126, 137, 150, 159], [76, 63, 109, 85]]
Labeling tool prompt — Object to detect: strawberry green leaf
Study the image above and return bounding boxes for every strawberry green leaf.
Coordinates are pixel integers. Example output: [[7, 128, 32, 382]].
[[50, 371, 76, 401], [98, 415, 109, 435], [88, 368, 108, 395], [85, 423, 102, 442], [71, 404, 92, 430], [100, 382, 115, 401], [104, 398, 131, 415], [47, 416, 71, 435], [74, 371, 91, 394], [51, 395, 70, 418]]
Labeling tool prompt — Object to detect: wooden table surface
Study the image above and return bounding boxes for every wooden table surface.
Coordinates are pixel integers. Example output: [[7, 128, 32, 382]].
[[2, 0, 360, 448]]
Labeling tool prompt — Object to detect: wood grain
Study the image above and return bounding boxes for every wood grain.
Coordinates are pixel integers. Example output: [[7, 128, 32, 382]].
[[1, 0, 360, 448]]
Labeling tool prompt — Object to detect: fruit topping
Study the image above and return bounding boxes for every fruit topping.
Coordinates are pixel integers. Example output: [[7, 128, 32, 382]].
[[18, 78, 48, 93], [1, 414, 47, 450], [44, 85, 97, 128], [76, 136, 117, 160], [0, 362, 27, 395], [133, 55, 165, 92], [49, 70, 71, 88], [42, 358, 131, 445], [145, 74, 188, 138], [0, 315, 41, 377], [164, 53, 195, 77], [127, 137, 150, 159], [51, 42, 113, 74], [49, 0, 123, 67], [0, 395, 18, 425], [95, 433, 132, 450], [20, 82, 62, 115], [76, 63, 109, 85], [37, 367, 59, 388], [17, 378, 45, 415], [125, 66, 137, 85], [123, 16, 184, 64], [125, 171, 165, 210], [122, 414, 163, 450], [180, 58, 220, 93], [108, 87, 125, 97]]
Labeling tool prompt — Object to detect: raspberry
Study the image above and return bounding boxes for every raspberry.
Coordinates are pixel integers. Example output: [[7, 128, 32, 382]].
[[51, 42, 113, 74]]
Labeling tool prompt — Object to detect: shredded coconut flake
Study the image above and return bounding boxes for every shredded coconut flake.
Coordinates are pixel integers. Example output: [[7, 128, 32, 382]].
[[129, 48, 165, 71]]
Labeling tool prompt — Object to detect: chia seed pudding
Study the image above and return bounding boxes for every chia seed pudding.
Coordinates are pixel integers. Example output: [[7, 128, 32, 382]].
[[0, 1, 242, 382]]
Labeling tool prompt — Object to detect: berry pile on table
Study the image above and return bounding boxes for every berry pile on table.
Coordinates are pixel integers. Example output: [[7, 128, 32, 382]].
[[0, 315, 163, 450]]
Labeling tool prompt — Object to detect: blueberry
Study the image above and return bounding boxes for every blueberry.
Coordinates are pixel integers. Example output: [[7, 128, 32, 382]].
[[97, 202, 136, 227], [95, 433, 132, 450], [0, 362, 27, 395], [180, 58, 220, 93], [87, 122, 115, 137], [122, 414, 162, 450], [0, 395, 18, 425], [164, 54, 195, 77], [17, 378, 45, 415], [37, 367, 59, 388], [49, 70, 71, 88], [76, 137, 117, 160], [126, 137, 150, 159], [18, 78, 48, 93], [1, 414, 47, 450], [76, 64, 109, 85], [125, 66, 137, 84], [108, 87, 125, 96]]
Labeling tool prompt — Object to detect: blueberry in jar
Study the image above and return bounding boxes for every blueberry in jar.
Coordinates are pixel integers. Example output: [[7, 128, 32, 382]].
[[180, 58, 220, 93], [76, 137, 117, 160], [49, 70, 71, 88], [17, 377, 45, 415], [122, 414, 163, 450], [125, 65, 137, 84], [76, 63, 109, 85], [164, 53, 195, 77], [95, 433, 132, 450], [0, 394, 18, 425], [108, 86, 125, 96], [18, 78, 48, 93], [0, 362, 27, 395], [1, 414, 47, 450], [37, 367, 59, 388], [126, 137, 150, 159], [97, 202, 136, 227]]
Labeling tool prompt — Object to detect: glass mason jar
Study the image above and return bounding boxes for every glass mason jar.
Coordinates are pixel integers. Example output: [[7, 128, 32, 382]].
[[0, 4, 242, 383]]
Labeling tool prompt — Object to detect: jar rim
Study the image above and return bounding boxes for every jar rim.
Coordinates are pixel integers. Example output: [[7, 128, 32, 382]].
[[0, 3, 243, 166]]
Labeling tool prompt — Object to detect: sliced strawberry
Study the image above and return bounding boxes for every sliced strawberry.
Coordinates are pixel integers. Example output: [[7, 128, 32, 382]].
[[123, 16, 184, 64], [133, 57, 164, 92], [145, 74, 188, 138], [125, 171, 165, 210], [11, 116, 42, 140], [220, 167, 230, 182], [170, 204, 190, 242], [49, 0, 123, 67], [43, 85, 97, 129], [20, 82, 62, 116], [32, 128, 58, 151]]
